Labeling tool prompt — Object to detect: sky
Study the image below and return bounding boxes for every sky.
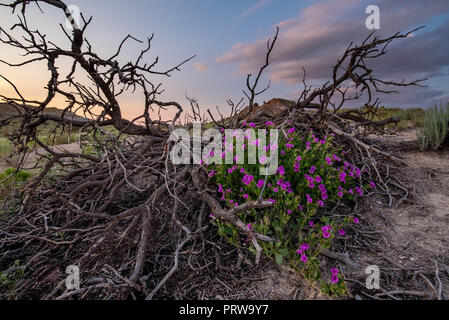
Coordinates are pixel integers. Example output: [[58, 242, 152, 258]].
[[1, 0, 449, 121]]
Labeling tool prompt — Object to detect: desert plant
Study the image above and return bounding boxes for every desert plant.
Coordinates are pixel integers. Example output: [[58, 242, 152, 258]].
[[418, 102, 449, 151], [208, 123, 375, 295]]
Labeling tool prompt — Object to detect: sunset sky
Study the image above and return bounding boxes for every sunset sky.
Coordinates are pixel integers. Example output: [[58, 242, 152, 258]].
[[1, 0, 449, 120]]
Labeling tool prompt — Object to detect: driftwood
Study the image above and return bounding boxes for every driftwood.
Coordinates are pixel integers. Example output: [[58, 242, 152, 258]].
[[0, 0, 433, 300]]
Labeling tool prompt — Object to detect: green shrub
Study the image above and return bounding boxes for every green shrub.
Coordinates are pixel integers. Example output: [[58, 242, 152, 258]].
[[207, 124, 375, 295], [0, 137, 12, 157], [417, 102, 449, 151]]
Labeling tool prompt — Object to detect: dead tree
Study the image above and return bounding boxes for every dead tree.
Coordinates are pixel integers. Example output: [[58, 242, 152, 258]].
[[0, 0, 430, 300]]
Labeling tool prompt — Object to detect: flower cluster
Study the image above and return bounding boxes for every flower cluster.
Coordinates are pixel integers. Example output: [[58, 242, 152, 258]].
[[208, 122, 376, 293]]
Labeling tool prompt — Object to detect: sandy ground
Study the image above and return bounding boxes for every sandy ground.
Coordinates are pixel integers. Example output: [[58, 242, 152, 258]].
[[0, 142, 82, 173]]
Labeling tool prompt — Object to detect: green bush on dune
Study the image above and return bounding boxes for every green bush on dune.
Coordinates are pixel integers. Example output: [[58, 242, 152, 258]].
[[417, 102, 449, 151]]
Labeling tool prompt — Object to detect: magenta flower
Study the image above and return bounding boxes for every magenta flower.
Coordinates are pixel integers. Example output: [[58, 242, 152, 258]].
[[309, 166, 317, 174], [309, 220, 314, 227], [273, 187, 279, 193], [296, 155, 302, 162], [339, 172, 347, 183], [330, 275, 339, 284], [265, 121, 274, 126], [246, 223, 253, 230], [278, 166, 285, 176], [353, 217, 359, 224], [337, 191, 344, 198], [286, 209, 292, 214], [317, 200, 324, 207], [323, 231, 331, 239], [315, 176, 322, 183], [287, 128, 296, 133], [300, 255, 308, 263], [285, 143, 294, 148], [249, 122, 256, 128], [208, 170, 215, 178], [257, 179, 265, 188], [242, 174, 254, 185], [370, 181, 376, 188], [330, 268, 339, 275], [240, 168, 245, 173], [301, 243, 310, 251], [338, 229, 346, 236], [243, 194, 249, 199], [326, 157, 332, 165]]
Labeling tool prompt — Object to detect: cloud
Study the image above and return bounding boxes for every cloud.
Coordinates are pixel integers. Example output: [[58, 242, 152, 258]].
[[218, 0, 449, 107], [242, 0, 276, 17], [193, 62, 210, 72]]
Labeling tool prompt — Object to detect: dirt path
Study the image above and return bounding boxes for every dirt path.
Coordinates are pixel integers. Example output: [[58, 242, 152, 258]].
[[0, 142, 82, 173]]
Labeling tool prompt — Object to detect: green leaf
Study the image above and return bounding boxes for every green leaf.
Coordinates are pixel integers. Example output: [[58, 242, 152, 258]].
[[278, 248, 289, 256], [275, 253, 283, 266]]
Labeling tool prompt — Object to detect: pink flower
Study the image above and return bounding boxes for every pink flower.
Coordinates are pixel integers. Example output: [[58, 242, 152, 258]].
[[330, 275, 339, 284], [265, 121, 274, 126], [339, 172, 347, 183], [278, 166, 285, 176], [309, 220, 314, 227], [317, 200, 324, 207], [257, 179, 265, 188], [300, 255, 308, 263], [208, 170, 215, 178], [322, 231, 331, 239], [330, 268, 339, 275], [338, 229, 346, 236], [309, 166, 317, 174], [370, 181, 376, 188], [353, 217, 359, 224], [243, 194, 249, 199], [246, 223, 253, 231], [249, 122, 256, 128]]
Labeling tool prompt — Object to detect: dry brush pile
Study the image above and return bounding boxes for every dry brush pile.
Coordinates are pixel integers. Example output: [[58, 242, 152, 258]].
[[0, 0, 439, 300]]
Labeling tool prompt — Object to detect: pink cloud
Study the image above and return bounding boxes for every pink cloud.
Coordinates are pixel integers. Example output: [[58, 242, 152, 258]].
[[193, 62, 210, 71]]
